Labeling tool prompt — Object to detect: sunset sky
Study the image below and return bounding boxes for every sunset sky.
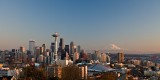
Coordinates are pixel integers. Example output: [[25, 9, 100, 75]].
[[0, 0, 160, 53]]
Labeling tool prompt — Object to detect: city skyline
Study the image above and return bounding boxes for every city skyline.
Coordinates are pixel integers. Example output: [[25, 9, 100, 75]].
[[1, 0, 160, 53]]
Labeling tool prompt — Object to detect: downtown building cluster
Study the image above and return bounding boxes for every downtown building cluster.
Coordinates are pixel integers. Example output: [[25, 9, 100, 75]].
[[0, 33, 160, 80]]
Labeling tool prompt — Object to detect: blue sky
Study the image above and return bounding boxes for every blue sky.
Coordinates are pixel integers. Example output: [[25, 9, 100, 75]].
[[0, 0, 160, 53]]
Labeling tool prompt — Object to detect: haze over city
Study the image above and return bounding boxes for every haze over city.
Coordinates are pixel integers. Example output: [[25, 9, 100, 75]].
[[1, 0, 160, 53]]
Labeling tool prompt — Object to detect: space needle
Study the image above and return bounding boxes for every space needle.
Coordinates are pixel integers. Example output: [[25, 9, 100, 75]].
[[51, 32, 59, 64]]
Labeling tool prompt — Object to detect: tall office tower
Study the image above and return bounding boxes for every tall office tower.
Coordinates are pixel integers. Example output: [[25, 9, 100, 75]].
[[82, 50, 88, 60], [52, 32, 59, 62], [65, 45, 69, 53], [117, 52, 124, 63], [70, 41, 75, 60], [35, 47, 40, 62], [20, 46, 26, 53], [61, 45, 69, 60], [100, 53, 107, 63], [20, 46, 26, 63], [82, 53, 88, 60], [95, 50, 101, 61], [73, 52, 79, 63], [58, 38, 65, 60], [77, 45, 81, 53], [29, 40, 35, 56], [70, 41, 75, 55], [60, 50, 65, 60], [65, 52, 69, 60], [50, 43, 55, 52], [13, 49, 21, 62], [80, 49, 85, 58], [74, 45, 77, 53], [38, 54, 44, 63], [40, 47, 43, 54], [59, 38, 64, 50], [42, 44, 46, 55], [12, 49, 16, 62], [50, 42, 55, 62], [45, 49, 50, 56]]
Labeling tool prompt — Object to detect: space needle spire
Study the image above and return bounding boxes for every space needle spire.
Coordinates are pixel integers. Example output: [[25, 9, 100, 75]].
[[51, 32, 59, 64]]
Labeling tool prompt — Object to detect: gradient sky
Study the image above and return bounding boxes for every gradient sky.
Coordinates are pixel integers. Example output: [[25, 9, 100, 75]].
[[0, 0, 160, 53]]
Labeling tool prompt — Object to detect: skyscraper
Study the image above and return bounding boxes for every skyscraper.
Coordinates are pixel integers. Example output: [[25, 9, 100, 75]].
[[61, 45, 69, 60], [80, 49, 85, 58], [59, 38, 65, 60], [40, 47, 43, 54], [35, 46, 40, 62], [20, 46, 26, 53], [70, 41, 75, 55], [42, 44, 46, 55], [70, 41, 75, 60], [117, 52, 124, 63], [29, 40, 35, 56], [73, 52, 79, 63], [19, 46, 26, 63], [95, 50, 101, 61], [50, 43, 55, 52], [100, 53, 107, 63], [77, 45, 81, 53], [59, 38, 64, 50], [74, 45, 77, 53], [65, 45, 69, 54]]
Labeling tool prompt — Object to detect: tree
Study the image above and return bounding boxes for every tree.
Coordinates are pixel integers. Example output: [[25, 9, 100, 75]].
[[61, 65, 80, 80], [19, 66, 45, 80]]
